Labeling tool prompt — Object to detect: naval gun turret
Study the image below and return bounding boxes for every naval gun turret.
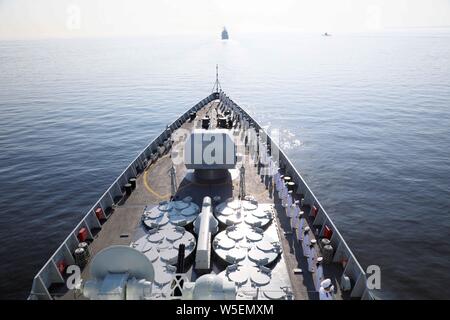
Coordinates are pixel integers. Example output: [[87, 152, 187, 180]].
[[184, 129, 237, 181]]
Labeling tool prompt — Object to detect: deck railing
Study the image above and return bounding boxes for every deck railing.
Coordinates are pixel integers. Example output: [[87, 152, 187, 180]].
[[28, 93, 217, 300], [219, 91, 374, 300]]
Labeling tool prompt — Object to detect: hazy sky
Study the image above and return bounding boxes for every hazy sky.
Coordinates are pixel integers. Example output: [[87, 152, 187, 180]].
[[1, 0, 450, 39]]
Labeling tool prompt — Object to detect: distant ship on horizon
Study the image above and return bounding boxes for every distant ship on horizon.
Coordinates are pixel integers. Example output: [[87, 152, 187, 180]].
[[221, 27, 229, 40]]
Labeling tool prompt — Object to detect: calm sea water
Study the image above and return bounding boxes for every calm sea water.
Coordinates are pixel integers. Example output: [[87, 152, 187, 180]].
[[0, 32, 449, 299]]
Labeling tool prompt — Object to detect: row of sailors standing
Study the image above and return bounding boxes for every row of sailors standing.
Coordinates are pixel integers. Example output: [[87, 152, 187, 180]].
[[274, 167, 335, 300], [240, 127, 336, 300]]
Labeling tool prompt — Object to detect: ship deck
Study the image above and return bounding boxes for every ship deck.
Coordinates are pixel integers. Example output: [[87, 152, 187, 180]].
[[53, 100, 347, 300]]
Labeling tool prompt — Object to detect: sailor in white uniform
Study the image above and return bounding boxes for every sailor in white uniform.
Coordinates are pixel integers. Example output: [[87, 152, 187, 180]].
[[281, 185, 286, 203], [307, 239, 317, 272], [289, 201, 300, 229], [302, 226, 311, 256], [287, 191, 293, 210], [276, 177, 282, 193], [275, 170, 282, 191], [268, 158, 276, 178], [319, 279, 334, 300], [315, 257, 324, 292], [297, 211, 305, 233], [285, 192, 294, 217], [259, 141, 266, 164], [277, 176, 285, 198], [295, 211, 304, 241], [281, 185, 289, 207]]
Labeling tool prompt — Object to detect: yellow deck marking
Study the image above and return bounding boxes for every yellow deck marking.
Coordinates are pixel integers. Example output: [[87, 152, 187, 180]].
[[143, 166, 169, 200]]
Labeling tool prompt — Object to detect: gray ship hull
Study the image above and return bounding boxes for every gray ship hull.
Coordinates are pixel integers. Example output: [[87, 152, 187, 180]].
[[29, 92, 373, 300]]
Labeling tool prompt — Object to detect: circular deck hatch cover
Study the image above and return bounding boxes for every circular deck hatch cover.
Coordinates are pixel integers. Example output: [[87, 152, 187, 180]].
[[172, 201, 189, 210], [227, 200, 241, 210], [160, 248, 178, 264], [218, 237, 235, 250], [132, 236, 153, 252], [158, 201, 172, 212], [144, 248, 159, 262], [248, 249, 267, 264], [263, 290, 285, 300], [180, 206, 197, 216], [165, 229, 184, 242], [145, 210, 163, 219], [143, 215, 169, 228], [243, 201, 258, 211], [251, 271, 271, 286], [225, 215, 242, 225], [168, 214, 187, 226], [244, 215, 262, 227], [246, 231, 263, 242], [257, 241, 274, 252], [227, 229, 244, 241], [219, 207, 235, 216], [147, 232, 164, 243], [226, 248, 246, 262], [227, 267, 250, 285], [252, 210, 268, 218], [155, 269, 175, 286], [173, 237, 196, 251]]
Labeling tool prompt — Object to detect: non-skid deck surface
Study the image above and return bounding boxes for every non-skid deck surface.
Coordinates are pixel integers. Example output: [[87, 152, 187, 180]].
[[57, 100, 345, 300]]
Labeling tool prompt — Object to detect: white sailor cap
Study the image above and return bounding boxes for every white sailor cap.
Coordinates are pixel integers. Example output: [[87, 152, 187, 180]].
[[321, 279, 332, 289], [304, 226, 310, 232], [310, 239, 317, 245], [316, 257, 323, 264]]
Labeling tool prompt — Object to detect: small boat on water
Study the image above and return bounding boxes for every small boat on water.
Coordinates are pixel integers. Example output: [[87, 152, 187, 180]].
[[222, 27, 229, 40]]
